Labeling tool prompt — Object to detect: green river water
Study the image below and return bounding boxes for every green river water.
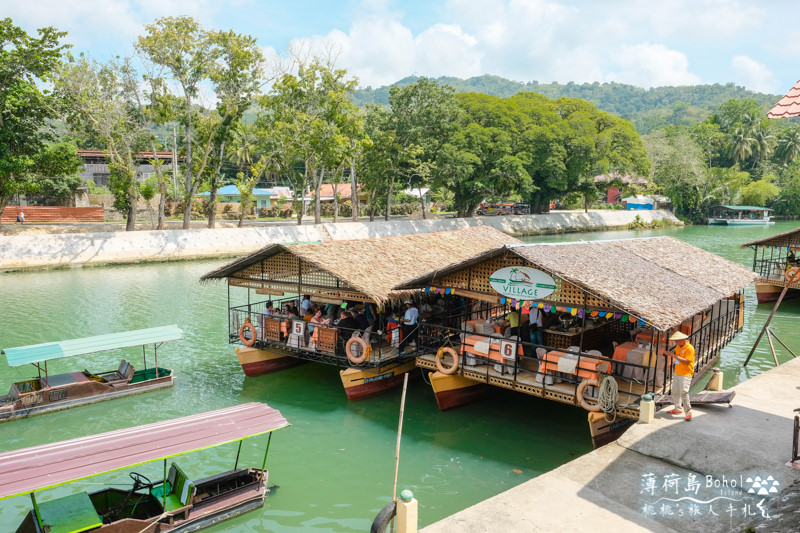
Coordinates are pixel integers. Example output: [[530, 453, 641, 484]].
[[1, 221, 799, 531]]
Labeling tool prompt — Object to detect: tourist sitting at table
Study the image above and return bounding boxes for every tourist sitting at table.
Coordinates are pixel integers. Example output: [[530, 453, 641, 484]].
[[264, 301, 275, 316], [336, 311, 360, 355]]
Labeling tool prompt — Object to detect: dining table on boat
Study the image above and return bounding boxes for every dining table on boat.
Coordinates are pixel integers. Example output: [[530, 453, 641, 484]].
[[462, 334, 522, 363], [541, 350, 604, 380], [612, 341, 667, 384]]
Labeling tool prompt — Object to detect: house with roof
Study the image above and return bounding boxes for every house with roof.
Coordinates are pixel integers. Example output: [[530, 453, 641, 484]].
[[197, 185, 278, 211], [594, 173, 649, 204], [303, 184, 368, 209]]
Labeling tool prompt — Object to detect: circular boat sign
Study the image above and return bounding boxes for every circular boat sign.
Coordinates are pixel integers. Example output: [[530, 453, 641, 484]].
[[489, 266, 556, 299]]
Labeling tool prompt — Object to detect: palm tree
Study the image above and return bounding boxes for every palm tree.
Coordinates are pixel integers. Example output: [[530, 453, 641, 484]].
[[229, 123, 256, 173], [728, 126, 757, 166], [751, 126, 776, 169], [776, 126, 800, 166]]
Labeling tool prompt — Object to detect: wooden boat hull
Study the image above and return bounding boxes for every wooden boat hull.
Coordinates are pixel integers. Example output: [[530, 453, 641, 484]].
[[429, 371, 487, 411], [708, 218, 772, 225], [340, 360, 418, 401], [0, 371, 173, 423], [236, 346, 307, 377], [754, 281, 800, 304], [587, 411, 634, 448]]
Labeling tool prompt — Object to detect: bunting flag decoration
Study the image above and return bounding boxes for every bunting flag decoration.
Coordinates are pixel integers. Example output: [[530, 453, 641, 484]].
[[500, 298, 507, 305], [629, 315, 637, 323], [511, 299, 517, 307], [614, 313, 622, 319], [622, 314, 629, 321], [544, 304, 551, 312], [578, 309, 585, 319], [424, 286, 431, 293], [605, 312, 613, 319], [571, 307, 578, 316], [445, 288, 451, 295], [590, 310, 599, 317], [538, 302, 545, 309]]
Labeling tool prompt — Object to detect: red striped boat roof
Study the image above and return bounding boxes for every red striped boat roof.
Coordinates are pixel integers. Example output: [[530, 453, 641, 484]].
[[0, 403, 289, 500]]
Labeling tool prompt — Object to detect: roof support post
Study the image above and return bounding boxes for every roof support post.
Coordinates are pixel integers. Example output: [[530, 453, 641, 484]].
[[260, 432, 273, 489], [234, 440, 243, 470]]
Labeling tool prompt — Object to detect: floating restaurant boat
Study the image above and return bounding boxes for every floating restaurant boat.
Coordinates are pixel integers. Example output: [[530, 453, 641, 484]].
[[394, 237, 758, 446], [3, 402, 289, 533], [200, 226, 520, 400], [741, 226, 800, 303], [708, 205, 773, 225], [0, 325, 183, 422]]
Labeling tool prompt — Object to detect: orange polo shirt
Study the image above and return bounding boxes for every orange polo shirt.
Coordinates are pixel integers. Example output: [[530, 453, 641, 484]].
[[674, 342, 695, 377]]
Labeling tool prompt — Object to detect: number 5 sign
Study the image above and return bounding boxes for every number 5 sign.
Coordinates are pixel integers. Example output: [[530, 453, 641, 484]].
[[292, 320, 306, 336], [500, 340, 516, 361]]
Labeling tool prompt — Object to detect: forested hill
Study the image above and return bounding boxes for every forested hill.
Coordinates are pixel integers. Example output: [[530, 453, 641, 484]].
[[351, 75, 781, 134]]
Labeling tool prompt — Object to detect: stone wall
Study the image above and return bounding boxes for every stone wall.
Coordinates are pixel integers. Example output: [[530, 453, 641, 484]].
[[0, 210, 681, 271]]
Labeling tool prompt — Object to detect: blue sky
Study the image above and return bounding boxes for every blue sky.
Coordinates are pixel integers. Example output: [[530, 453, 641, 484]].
[[6, 0, 799, 95]]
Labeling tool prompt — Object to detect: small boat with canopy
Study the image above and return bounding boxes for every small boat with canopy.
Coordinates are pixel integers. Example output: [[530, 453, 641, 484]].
[[3, 402, 289, 533], [0, 325, 182, 422]]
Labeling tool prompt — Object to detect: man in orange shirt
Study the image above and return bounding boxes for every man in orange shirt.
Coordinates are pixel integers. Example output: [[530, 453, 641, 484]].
[[666, 331, 695, 421]]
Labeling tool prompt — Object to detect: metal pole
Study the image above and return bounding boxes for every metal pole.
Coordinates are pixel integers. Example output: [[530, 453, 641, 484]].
[[744, 268, 800, 366], [260, 432, 273, 489], [234, 440, 243, 470], [767, 327, 798, 359]]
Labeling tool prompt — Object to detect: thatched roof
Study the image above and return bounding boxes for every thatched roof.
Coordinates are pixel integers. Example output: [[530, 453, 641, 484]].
[[396, 237, 757, 331], [200, 226, 521, 304], [741, 226, 800, 248]]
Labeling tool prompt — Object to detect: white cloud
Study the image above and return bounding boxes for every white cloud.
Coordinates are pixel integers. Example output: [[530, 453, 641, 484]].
[[608, 43, 701, 88], [732, 56, 778, 94]]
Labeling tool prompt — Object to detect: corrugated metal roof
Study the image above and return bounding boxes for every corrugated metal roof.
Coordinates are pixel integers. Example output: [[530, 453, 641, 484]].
[[0, 402, 289, 500], [2, 325, 184, 367]]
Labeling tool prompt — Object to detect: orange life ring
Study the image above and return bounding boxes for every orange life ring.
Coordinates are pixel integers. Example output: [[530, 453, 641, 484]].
[[436, 347, 459, 375], [786, 267, 800, 284], [346, 337, 371, 364], [239, 319, 257, 346], [576, 378, 601, 412]]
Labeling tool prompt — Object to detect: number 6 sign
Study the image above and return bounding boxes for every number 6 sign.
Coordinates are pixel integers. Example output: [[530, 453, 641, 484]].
[[500, 340, 516, 360]]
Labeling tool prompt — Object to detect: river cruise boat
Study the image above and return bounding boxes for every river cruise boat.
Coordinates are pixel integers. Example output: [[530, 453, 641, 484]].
[[0, 325, 182, 422], [741, 226, 800, 303], [708, 205, 773, 225], [394, 237, 757, 446], [200, 226, 519, 400], [3, 402, 289, 533]]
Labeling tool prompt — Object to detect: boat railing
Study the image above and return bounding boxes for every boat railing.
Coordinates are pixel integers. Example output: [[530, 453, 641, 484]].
[[419, 321, 663, 407], [228, 305, 413, 369]]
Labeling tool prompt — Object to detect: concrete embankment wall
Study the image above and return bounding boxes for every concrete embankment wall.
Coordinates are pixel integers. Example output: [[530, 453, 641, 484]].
[[0, 210, 679, 272]]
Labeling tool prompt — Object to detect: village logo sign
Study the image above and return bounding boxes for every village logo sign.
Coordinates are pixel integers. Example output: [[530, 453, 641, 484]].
[[489, 266, 556, 299]]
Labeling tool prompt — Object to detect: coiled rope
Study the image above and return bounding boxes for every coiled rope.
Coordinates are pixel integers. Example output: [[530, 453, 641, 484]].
[[597, 375, 618, 422]]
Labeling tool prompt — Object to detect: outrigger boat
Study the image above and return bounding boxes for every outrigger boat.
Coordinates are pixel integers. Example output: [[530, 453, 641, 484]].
[[3, 402, 289, 533], [200, 227, 519, 400], [741, 226, 800, 303], [0, 325, 182, 422]]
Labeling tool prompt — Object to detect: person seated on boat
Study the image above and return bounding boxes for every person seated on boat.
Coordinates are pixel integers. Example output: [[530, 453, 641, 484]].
[[264, 301, 275, 317], [787, 250, 799, 269], [355, 310, 369, 331], [309, 308, 329, 333], [336, 311, 361, 355], [300, 295, 313, 315]]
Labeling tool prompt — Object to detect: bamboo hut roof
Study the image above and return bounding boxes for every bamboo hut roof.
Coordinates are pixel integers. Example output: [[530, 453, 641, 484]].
[[740, 226, 800, 248], [396, 237, 757, 331], [200, 226, 522, 304]]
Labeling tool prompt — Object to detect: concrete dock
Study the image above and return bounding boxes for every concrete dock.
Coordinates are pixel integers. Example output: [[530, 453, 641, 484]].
[[421, 357, 800, 532]]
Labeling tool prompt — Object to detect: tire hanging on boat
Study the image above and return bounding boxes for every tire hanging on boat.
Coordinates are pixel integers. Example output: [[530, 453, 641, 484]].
[[346, 337, 371, 364], [239, 319, 257, 347], [576, 378, 601, 412], [435, 346, 459, 375]]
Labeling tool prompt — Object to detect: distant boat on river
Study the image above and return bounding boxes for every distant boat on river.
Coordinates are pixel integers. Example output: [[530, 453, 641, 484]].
[[708, 205, 773, 226]]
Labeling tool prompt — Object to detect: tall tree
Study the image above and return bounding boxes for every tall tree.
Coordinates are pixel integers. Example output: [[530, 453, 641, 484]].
[[56, 57, 151, 230], [0, 19, 74, 223], [137, 16, 215, 229]]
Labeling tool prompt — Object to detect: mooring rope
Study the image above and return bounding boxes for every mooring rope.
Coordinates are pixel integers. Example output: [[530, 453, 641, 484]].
[[598, 375, 618, 422]]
